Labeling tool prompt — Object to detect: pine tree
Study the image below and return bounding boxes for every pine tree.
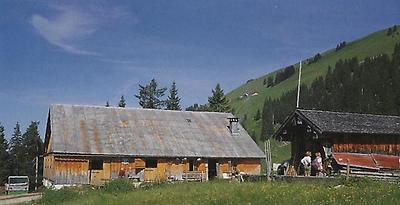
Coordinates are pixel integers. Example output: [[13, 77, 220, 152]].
[[21, 121, 43, 187], [241, 114, 248, 130], [387, 27, 393, 36], [208, 84, 230, 112], [267, 76, 274, 87], [9, 122, 23, 175], [0, 123, 10, 184], [105, 101, 110, 107], [118, 95, 126, 108], [185, 103, 209, 112], [261, 99, 275, 141], [166, 81, 181, 110], [135, 79, 167, 109], [254, 109, 261, 121]]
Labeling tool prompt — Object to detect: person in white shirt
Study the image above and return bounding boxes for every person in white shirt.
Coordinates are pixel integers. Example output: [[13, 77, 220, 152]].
[[301, 151, 312, 176]]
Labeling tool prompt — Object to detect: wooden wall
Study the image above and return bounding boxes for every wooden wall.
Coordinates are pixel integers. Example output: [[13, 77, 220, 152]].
[[44, 156, 89, 185], [236, 159, 261, 175], [43, 155, 261, 185], [331, 134, 400, 155]]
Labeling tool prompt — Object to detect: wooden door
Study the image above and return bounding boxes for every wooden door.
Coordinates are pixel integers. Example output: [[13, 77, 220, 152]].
[[89, 159, 104, 185]]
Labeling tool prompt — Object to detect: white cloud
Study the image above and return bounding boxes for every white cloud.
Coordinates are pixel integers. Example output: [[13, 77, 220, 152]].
[[31, 6, 100, 56]]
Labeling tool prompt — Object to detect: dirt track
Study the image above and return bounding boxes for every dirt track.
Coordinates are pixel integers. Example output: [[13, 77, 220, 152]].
[[0, 193, 41, 205]]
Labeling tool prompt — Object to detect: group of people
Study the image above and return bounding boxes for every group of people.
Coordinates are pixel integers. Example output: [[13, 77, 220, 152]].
[[300, 151, 324, 176]]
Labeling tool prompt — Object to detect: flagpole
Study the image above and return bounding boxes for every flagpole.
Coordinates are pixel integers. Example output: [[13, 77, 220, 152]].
[[296, 61, 302, 108]]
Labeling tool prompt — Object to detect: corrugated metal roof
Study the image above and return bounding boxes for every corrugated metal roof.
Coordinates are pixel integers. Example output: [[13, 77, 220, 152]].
[[46, 104, 264, 158], [333, 152, 400, 170]]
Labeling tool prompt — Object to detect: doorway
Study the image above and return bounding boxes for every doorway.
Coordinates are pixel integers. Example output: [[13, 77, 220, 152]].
[[208, 159, 217, 179], [89, 159, 104, 185]]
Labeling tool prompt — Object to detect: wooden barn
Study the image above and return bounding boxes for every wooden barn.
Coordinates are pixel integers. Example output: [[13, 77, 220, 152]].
[[273, 109, 400, 175], [43, 104, 264, 186]]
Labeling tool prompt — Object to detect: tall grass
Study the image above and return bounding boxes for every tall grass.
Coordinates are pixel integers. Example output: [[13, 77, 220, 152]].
[[36, 178, 400, 205]]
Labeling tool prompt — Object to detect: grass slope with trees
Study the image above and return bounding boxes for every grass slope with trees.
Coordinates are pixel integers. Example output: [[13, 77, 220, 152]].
[[226, 25, 400, 163]]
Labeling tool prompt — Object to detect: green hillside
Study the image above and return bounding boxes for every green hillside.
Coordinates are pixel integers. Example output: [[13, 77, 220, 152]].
[[227, 26, 400, 162]]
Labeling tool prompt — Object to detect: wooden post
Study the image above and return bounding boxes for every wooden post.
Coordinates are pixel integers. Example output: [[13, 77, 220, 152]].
[[185, 171, 188, 181], [265, 139, 272, 180], [346, 159, 350, 178], [296, 61, 302, 108], [35, 156, 39, 191]]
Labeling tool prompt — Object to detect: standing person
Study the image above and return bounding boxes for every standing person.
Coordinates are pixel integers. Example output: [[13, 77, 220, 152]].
[[313, 152, 323, 177], [118, 168, 126, 178], [301, 151, 312, 176]]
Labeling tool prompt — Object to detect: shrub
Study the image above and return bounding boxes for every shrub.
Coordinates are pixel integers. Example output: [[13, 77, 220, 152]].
[[39, 187, 81, 205], [103, 179, 134, 193]]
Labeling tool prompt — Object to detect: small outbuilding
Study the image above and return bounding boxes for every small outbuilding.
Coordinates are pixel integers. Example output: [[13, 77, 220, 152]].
[[273, 109, 400, 174], [43, 104, 264, 186]]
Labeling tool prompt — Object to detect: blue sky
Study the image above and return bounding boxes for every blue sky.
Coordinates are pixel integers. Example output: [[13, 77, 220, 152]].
[[0, 0, 399, 138]]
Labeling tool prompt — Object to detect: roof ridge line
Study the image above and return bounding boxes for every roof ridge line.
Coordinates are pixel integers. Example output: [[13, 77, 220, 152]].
[[50, 104, 234, 115], [297, 108, 400, 118]]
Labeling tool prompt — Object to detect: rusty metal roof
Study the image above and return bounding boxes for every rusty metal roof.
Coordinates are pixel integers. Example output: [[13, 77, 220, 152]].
[[45, 104, 264, 158], [333, 152, 400, 170]]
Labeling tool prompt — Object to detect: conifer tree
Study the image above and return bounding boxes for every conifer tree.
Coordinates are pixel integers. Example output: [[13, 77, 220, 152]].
[[166, 81, 181, 110], [261, 99, 275, 141], [254, 109, 261, 121], [387, 27, 393, 36], [105, 101, 110, 107], [118, 95, 126, 108], [9, 122, 23, 175], [0, 123, 10, 184], [208, 84, 230, 112], [267, 76, 274, 87], [185, 103, 209, 112], [135, 79, 167, 109], [21, 121, 43, 187]]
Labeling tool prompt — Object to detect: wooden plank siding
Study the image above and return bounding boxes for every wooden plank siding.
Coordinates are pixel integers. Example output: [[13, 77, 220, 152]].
[[236, 159, 261, 175], [43, 155, 261, 185], [331, 134, 400, 155]]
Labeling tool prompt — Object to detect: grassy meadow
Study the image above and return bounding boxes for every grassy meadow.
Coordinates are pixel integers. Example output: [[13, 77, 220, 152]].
[[35, 178, 400, 205], [226, 26, 400, 163]]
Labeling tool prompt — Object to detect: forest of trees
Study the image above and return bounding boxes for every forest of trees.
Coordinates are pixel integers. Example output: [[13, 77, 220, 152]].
[[0, 121, 43, 187], [335, 41, 347, 51], [261, 43, 400, 141], [307, 53, 322, 65], [105, 79, 182, 110], [104, 78, 230, 113], [387, 25, 398, 36], [264, 65, 296, 88], [186, 83, 230, 113]]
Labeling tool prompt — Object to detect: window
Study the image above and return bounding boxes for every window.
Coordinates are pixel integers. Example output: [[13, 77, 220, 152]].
[[90, 159, 103, 170], [145, 159, 157, 168]]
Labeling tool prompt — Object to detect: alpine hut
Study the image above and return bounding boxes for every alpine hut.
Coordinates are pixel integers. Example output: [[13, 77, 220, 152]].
[[43, 104, 264, 186], [273, 109, 400, 176]]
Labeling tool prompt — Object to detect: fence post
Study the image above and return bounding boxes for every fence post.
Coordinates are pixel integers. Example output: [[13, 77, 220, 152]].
[[265, 139, 272, 180]]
